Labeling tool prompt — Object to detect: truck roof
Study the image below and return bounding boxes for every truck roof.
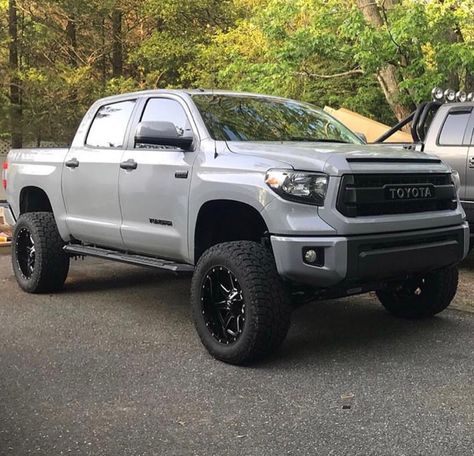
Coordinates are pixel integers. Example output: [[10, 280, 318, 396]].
[[94, 89, 297, 105], [434, 101, 474, 111]]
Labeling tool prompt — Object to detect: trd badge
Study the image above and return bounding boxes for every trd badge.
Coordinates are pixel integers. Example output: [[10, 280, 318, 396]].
[[149, 218, 173, 226]]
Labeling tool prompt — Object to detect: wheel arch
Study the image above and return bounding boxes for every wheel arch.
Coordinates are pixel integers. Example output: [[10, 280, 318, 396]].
[[19, 186, 53, 214], [15, 185, 70, 242], [193, 199, 270, 263]]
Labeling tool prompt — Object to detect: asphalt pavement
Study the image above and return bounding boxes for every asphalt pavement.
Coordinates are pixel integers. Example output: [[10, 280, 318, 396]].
[[0, 251, 473, 456]]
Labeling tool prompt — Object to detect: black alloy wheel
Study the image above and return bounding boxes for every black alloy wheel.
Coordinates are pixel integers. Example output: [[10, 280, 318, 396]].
[[191, 241, 291, 364], [392, 277, 426, 298], [377, 266, 458, 319], [16, 227, 36, 279], [12, 212, 70, 293], [201, 266, 246, 345]]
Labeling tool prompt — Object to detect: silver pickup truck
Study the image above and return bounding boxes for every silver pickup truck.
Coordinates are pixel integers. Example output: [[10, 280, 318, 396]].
[[1, 90, 469, 364]]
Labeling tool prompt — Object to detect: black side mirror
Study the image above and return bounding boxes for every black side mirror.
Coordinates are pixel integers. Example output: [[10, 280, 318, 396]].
[[135, 121, 194, 150]]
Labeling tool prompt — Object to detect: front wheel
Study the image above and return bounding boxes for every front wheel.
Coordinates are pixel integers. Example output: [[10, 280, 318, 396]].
[[191, 241, 291, 365], [376, 266, 458, 319], [12, 212, 70, 293]]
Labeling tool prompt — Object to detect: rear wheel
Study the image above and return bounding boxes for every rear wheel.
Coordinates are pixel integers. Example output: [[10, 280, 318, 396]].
[[12, 212, 70, 293], [191, 241, 291, 365], [376, 266, 458, 319]]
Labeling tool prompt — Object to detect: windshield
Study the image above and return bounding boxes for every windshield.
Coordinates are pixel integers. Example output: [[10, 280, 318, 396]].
[[191, 94, 363, 144]]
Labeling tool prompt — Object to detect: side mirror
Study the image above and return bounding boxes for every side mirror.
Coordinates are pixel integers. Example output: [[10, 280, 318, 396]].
[[355, 132, 368, 143], [135, 121, 194, 150]]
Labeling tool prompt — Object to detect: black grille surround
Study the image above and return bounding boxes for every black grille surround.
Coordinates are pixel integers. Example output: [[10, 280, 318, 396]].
[[337, 173, 457, 217]]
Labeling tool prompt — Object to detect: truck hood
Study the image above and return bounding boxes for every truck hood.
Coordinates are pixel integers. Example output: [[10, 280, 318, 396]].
[[225, 141, 450, 175]]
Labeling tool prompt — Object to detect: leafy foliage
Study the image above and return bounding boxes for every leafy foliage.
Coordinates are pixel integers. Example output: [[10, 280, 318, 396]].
[[2, 0, 474, 145]]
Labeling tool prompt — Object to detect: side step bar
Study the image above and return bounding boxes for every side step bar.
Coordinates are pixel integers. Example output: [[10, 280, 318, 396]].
[[64, 244, 195, 273]]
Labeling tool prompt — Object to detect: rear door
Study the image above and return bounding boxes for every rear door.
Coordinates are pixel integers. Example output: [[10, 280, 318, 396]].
[[118, 96, 198, 261], [433, 106, 473, 201], [62, 99, 136, 249]]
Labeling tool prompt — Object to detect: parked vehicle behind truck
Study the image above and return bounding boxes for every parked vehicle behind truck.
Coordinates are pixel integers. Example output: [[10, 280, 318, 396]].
[[1, 89, 469, 364], [374, 87, 474, 244]]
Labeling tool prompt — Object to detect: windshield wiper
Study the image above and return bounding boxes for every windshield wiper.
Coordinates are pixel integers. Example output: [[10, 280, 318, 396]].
[[288, 137, 350, 143]]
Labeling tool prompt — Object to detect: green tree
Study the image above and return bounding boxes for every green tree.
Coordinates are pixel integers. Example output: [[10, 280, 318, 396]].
[[193, 0, 474, 123], [2, 0, 474, 145]]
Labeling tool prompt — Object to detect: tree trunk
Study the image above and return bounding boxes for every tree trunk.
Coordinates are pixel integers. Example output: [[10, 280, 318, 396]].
[[66, 14, 77, 67], [445, 27, 474, 91], [377, 66, 413, 121], [356, 0, 413, 121], [112, 9, 123, 77], [438, 0, 472, 90], [8, 0, 22, 148], [101, 16, 107, 86]]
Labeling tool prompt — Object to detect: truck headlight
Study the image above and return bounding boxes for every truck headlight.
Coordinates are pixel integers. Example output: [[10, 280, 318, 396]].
[[265, 170, 328, 206]]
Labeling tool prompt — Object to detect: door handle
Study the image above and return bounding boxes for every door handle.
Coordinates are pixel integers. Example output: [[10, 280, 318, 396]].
[[469, 157, 474, 168], [175, 170, 189, 179], [120, 159, 138, 171], [65, 158, 79, 168]]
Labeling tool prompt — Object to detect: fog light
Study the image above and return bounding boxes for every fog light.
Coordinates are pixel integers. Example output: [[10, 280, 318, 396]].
[[304, 249, 318, 263], [303, 247, 324, 266]]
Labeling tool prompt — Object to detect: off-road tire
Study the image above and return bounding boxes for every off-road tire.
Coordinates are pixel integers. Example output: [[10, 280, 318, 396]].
[[376, 266, 458, 319], [12, 212, 70, 293], [191, 241, 291, 365]]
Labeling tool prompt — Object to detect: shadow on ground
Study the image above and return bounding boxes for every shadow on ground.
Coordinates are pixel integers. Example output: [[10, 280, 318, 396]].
[[62, 258, 462, 367]]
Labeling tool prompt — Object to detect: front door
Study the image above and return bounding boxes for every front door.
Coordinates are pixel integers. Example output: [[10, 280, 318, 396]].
[[62, 99, 136, 249], [465, 121, 474, 222], [466, 122, 474, 204], [119, 96, 197, 261]]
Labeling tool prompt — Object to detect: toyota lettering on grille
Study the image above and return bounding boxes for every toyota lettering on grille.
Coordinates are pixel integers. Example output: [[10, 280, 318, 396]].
[[385, 184, 435, 200]]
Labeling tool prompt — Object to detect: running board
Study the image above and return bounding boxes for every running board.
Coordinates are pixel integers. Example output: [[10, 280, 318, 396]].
[[64, 244, 195, 273]]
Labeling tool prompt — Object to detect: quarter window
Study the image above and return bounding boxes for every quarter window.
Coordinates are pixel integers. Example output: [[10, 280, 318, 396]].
[[86, 100, 136, 148], [438, 111, 470, 146]]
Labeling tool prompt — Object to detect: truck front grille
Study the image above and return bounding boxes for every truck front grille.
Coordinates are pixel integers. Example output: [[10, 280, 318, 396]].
[[337, 173, 457, 217]]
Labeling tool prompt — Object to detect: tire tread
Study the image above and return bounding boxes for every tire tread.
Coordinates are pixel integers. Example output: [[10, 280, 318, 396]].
[[191, 241, 291, 364], [376, 267, 458, 319], [12, 212, 69, 293]]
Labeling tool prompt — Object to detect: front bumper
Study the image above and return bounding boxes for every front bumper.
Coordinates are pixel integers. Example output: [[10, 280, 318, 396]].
[[0, 200, 16, 226], [271, 222, 469, 288]]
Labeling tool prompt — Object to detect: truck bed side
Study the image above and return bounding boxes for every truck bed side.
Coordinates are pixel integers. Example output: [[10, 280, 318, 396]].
[[6, 148, 71, 240]]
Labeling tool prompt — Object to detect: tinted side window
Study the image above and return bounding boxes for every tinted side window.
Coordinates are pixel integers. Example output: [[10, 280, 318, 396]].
[[438, 111, 470, 146], [141, 98, 192, 138], [86, 100, 136, 148]]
